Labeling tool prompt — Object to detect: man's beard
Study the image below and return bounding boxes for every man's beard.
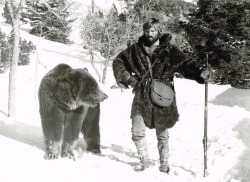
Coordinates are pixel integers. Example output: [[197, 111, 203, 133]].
[[144, 35, 159, 47]]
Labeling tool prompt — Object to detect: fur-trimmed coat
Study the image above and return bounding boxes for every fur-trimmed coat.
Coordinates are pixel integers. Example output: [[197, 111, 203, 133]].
[[113, 33, 204, 129]]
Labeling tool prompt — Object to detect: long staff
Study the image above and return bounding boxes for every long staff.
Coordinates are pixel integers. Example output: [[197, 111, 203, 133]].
[[203, 53, 209, 177]]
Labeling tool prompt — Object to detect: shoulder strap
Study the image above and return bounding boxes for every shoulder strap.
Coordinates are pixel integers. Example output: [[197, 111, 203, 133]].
[[146, 54, 164, 80], [146, 56, 153, 80]]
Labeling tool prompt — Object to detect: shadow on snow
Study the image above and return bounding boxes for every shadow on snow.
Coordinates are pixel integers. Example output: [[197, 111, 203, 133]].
[[0, 113, 139, 167], [210, 87, 250, 111]]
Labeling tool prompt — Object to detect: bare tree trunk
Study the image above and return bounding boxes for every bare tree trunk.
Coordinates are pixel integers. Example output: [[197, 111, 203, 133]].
[[101, 29, 111, 84], [91, 0, 95, 14], [34, 50, 39, 99], [89, 50, 102, 82], [8, 14, 20, 117], [7, 0, 24, 117], [102, 58, 109, 84]]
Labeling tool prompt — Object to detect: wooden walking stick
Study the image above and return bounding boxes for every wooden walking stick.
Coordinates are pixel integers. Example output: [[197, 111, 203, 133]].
[[203, 53, 210, 177]]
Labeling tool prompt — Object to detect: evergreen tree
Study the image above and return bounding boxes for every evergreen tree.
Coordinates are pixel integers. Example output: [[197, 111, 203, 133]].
[[8, 33, 36, 66], [2, 2, 15, 24], [0, 28, 36, 73], [22, 0, 74, 44], [0, 30, 9, 73], [128, 0, 196, 33], [181, 0, 250, 88]]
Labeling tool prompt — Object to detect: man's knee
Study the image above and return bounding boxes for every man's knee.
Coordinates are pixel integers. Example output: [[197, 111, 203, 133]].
[[156, 125, 169, 142], [131, 115, 146, 141]]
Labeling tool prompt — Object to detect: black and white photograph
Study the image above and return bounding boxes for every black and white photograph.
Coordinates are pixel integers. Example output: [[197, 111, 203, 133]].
[[0, 0, 250, 181]]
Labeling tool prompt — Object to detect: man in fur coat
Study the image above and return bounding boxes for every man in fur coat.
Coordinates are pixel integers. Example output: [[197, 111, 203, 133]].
[[112, 18, 211, 173]]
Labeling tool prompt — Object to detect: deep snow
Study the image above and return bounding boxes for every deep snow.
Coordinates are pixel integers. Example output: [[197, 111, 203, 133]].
[[0, 3, 250, 182]]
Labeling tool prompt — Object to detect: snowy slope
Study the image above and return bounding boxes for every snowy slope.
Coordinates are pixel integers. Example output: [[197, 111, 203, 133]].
[[1, 7, 250, 182]]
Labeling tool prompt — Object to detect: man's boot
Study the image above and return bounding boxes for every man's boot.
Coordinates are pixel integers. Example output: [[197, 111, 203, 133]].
[[133, 137, 150, 171], [158, 142, 170, 173]]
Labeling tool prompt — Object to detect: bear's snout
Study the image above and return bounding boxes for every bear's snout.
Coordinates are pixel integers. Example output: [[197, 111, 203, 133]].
[[97, 89, 108, 102]]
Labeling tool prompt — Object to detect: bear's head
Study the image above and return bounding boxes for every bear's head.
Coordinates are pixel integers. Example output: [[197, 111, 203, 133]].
[[67, 68, 108, 107], [51, 66, 108, 111]]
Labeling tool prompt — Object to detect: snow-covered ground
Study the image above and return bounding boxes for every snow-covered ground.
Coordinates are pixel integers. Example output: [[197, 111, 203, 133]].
[[1, 3, 250, 182]]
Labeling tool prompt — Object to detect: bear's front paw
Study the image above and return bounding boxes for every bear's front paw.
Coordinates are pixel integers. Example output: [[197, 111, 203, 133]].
[[44, 152, 60, 160], [61, 151, 76, 161]]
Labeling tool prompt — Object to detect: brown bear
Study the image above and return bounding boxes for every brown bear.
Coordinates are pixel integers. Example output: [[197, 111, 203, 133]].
[[38, 64, 108, 160]]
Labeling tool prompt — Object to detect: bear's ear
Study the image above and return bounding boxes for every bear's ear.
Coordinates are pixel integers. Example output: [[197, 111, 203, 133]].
[[66, 70, 80, 84], [83, 68, 88, 72]]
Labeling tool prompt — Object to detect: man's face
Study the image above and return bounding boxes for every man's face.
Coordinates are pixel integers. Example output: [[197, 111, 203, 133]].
[[143, 26, 160, 46]]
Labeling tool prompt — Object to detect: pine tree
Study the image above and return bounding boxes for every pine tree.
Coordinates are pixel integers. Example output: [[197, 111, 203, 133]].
[[0, 30, 9, 72], [2, 2, 15, 24], [181, 0, 250, 88], [22, 0, 74, 44], [128, 0, 196, 33]]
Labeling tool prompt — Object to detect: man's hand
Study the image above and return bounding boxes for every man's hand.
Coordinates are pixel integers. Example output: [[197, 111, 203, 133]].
[[127, 76, 137, 88], [201, 66, 214, 82]]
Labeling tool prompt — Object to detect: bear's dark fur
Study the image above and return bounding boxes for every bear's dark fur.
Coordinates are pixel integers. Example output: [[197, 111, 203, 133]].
[[38, 64, 108, 160]]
